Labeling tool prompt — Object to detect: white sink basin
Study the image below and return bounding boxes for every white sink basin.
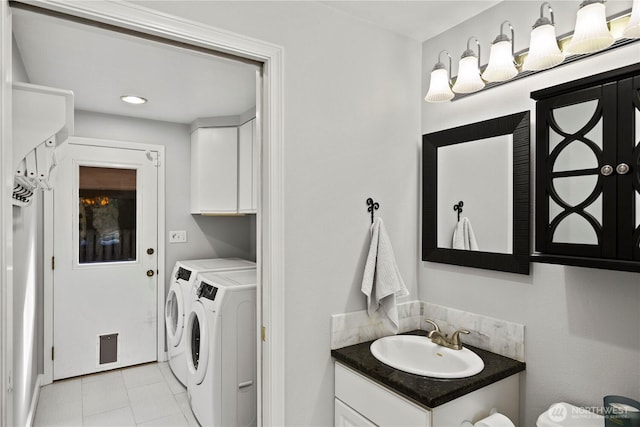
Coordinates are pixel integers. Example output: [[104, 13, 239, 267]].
[[370, 335, 484, 379]]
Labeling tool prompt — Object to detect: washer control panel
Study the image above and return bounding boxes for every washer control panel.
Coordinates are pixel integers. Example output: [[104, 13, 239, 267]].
[[176, 267, 192, 281], [197, 281, 218, 301]]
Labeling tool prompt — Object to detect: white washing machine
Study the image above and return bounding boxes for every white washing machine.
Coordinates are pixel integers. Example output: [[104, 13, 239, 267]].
[[186, 269, 257, 427], [165, 258, 255, 386]]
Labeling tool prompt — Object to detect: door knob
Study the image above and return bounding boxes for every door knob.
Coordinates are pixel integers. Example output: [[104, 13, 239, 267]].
[[146, 270, 155, 277], [616, 163, 630, 175], [600, 165, 613, 176], [147, 248, 154, 255]]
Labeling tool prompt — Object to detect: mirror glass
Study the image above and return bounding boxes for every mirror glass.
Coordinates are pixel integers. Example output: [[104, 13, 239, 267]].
[[422, 111, 530, 275], [436, 135, 513, 254]]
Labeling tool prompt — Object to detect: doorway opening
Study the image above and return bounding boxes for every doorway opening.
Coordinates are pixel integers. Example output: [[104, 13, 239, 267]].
[[4, 1, 285, 426]]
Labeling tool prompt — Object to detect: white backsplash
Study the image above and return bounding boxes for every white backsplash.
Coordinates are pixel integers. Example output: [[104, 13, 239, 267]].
[[331, 300, 525, 362]]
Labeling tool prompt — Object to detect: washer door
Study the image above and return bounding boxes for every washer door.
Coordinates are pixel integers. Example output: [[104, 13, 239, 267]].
[[165, 282, 184, 347], [186, 301, 209, 385]]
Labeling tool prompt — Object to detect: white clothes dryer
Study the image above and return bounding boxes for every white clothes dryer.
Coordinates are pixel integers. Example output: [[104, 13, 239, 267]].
[[186, 269, 257, 427], [165, 258, 255, 386]]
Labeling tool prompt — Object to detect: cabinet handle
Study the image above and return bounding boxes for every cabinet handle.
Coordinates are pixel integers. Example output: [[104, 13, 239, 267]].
[[616, 163, 630, 175], [600, 165, 614, 176]]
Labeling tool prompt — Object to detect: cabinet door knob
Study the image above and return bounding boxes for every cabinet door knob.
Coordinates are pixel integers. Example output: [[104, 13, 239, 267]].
[[616, 163, 630, 175], [600, 165, 614, 176], [146, 270, 155, 277]]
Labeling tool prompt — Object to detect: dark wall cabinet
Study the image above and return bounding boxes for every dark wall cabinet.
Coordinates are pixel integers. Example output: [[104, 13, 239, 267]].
[[532, 64, 640, 272]]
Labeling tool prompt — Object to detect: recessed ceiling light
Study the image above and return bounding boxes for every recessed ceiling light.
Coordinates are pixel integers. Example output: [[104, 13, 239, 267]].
[[120, 95, 147, 105]]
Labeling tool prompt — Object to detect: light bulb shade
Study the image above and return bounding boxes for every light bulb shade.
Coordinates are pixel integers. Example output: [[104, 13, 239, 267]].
[[452, 55, 485, 94], [565, 2, 614, 54], [425, 68, 454, 102], [623, 0, 640, 38], [523, 24, 564, 70], [482, 40, 518, 82]]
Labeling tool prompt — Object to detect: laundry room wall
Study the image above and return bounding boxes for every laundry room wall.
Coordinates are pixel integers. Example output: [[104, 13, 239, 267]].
[[12, 36, 44, 427], [133, 2, 421, 425], [73, 110, 257, 296]]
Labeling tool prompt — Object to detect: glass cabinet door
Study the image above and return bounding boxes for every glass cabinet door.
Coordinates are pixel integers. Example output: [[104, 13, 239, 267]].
[[620, 75, 640, 261], [536, 84, 618, 258]]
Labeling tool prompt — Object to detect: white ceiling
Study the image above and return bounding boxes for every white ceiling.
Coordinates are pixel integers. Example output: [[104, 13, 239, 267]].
[[321, 1, 501, 41], [12, 8, 259, 125], [11, 2, 500, 125]]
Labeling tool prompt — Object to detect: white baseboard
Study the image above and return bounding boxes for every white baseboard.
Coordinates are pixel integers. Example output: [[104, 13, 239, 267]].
[[25, 374, 43, 427]]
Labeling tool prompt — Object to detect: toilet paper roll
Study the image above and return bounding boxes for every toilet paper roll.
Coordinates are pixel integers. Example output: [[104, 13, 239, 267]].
[[474, 413, 515, 427]]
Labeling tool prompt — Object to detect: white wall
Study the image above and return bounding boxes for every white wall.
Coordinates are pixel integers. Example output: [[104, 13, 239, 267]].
[[74, 110, 256, 298], [422, 2, 640, 425], [134, 2, 422, 424]]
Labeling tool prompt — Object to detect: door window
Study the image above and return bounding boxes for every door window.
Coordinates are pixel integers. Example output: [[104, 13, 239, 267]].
[[167, 293, 178, 335], [191, 316, 201, 369], [79, 166, 137, 263]]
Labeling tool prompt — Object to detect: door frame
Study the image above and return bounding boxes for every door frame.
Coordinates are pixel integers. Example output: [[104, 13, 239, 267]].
[[44, 137, 166, 382], [1, 2, 286, 427], [1, 2, 14, 426]]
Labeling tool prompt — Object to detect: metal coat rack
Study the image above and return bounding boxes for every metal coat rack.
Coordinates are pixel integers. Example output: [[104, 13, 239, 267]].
[[366, 198, 379, 224], [453, 201, 464, 222]]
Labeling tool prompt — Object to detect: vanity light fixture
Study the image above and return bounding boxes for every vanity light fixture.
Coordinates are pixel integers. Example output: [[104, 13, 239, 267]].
[[425, 1, 638, 104], [425, 50, 455, 103], [452, 37, 485, 94], [623, 0, 640, 38], [482, 21, 518, 82], [564, 0, 614, 54], [523, 2, 564, 71], [120, 95, 148, 105]]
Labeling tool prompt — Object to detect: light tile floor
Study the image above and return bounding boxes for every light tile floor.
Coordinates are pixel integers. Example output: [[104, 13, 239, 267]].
[[34, 362, 199, 426]]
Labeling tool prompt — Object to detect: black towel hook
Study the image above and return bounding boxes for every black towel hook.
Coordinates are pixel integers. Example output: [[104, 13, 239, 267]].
[[453, 201, 464, 222], [366, 198, 379, 224]]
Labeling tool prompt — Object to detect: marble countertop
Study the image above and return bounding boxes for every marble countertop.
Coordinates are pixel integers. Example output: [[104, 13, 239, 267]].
[[331, 330, 526, 409]]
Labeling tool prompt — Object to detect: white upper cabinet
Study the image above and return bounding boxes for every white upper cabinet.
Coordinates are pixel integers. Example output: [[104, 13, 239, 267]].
[[191, 119, 257, 215], [238, 118, 258, 213]]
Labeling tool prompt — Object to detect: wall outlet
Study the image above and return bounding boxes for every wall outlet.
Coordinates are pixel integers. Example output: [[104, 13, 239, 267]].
[[169, 230, 187, 243]]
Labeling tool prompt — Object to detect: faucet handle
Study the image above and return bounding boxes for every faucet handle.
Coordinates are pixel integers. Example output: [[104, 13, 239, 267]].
[[450, 329, 470, 349], [424, 319, 441, 337]]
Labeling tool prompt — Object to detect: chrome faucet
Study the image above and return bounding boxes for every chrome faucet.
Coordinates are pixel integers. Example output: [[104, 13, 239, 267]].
[[424, 319, 470, 350]]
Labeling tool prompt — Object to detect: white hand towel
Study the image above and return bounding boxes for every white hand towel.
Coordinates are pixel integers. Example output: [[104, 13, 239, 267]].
[[452, 217, 479, 250], [361, 217, 409, 333]]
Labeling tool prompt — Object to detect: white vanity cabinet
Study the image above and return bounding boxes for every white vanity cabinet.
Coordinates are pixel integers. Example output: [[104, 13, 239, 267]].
[[334, 362, 520, 427], [190, 120, 257, 214]]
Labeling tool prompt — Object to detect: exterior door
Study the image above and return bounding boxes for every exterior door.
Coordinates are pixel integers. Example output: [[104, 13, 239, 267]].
[[53, 139, 159, 380]]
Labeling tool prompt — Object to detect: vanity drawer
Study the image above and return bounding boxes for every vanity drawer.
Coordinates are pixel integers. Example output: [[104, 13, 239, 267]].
[[335, 362, 431, 427]]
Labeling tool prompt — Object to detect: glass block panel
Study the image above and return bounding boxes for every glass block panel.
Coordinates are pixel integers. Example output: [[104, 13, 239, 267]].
[[636, 191, 639, 247], [636, 99, 639, 148], [552, 213, 598, 245], [552, 175, 599, 207], [552, 100, 599, 135], [549, 198, 563, 221], [583, 117, 603, 151], [549, 128, 564, 153], [584, 193, 603, 226], [79, 166, 137, 264], [553, 140, 598, 172]]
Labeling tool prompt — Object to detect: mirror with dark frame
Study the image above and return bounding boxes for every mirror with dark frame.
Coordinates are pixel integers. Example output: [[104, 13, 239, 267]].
[[422, 111, 530, 274]]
